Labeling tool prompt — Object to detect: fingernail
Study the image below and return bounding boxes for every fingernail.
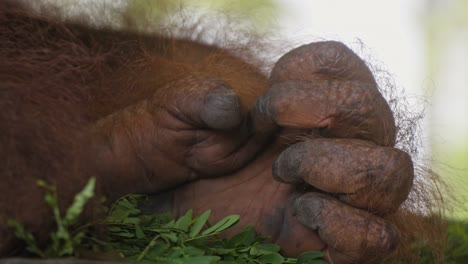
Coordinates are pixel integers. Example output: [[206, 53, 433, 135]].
[[201, 85, 242, 130]]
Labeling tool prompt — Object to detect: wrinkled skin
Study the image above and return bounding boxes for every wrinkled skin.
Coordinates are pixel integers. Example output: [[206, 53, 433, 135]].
[[0, 5, 414, 264], [143, 42, 414, 263], [90, 41, 414, 263]]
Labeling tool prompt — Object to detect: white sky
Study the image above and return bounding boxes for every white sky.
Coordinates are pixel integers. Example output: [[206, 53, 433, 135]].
[[275, 0, 426, 95]]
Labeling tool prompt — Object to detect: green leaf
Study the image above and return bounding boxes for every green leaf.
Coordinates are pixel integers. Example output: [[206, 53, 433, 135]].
[[250, 243, 281, 255], [135, 224, 146, 239], [36, 179, 55, 192], [175, 209, 193, 231], [10, 178, 332, 264], [36, 179, 47, 188], [179, 246, 205, 256], [258, 253, 284, 264], [44, 192, 57, 208], [181, 256, 220, 264], [202, 215, 240, 235], [138, 233, 162, 261], [190, 210, 211, 238], [161, 231, 178, 242], [227, 225, 257, 247], [169, 248, 185, 258], [296, 251, 325, 264], [7, 220, 44, 257], [57, 241, 74, 257], [115, 231, 135, 238], [123, 217, 141, 225], [117, 198, 140, 211], [145, 242, 169, 259], [63, 177, 96, 226], [108, 226, 123, 232], [207, 248, 235, 255], [55, 223, 71, 240], [164, 219, 175, 229], [141, 212, 173, 226], [107, 194, 144, 222]]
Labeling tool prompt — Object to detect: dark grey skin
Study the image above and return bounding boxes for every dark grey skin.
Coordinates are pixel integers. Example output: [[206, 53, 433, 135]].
[[0, 6, 413, 263]]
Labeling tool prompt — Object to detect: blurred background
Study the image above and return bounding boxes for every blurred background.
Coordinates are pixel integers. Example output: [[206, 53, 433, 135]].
[[37, 0, 468, 217]]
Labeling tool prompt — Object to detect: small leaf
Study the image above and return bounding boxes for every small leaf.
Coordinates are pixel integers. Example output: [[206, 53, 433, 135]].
[[115, 231, 135, 238], [190, 210, 211, 238], [208, 248, 235, 255], [250, 243, 281, 255], [44, 192, 57, 208], [258, 253, 284, 264], [108, 226, 123, 232], [118, 199, 138, 210], [202, 215, 240, 235], [143, 212, 173, 226], [137, 234, 163, 261], [135, 224, 146, 239], [36, 180, 55, 192], [175, 209, 193, 231], [7, 220, 44, 257], [161, 231, 178, 242], [169, 248, 185, 258], [55, 223, 70, 240], [123, 217, 141, 225], [181, 256, 220, 264], [58, 241, 74, 257], [179, 246, 205, 256], [36, 179, 47, 188], [296, 251, 325, 264], [107, 194, 144, 220], [227, 225, 257, 247], [63, 177, 96, 226], [145, 242, 169, 259], [164, 219, 175, 229]]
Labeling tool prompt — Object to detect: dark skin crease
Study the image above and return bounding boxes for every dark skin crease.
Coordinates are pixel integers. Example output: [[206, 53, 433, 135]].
[[0, 7, 413, 263], [170, 139, 324, 254]]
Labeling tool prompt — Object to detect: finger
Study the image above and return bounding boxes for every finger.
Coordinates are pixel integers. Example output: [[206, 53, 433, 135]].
[[273, 139, 414, 215], [154, 78, 271, 175], [293, 192, 400, 262], [253, 41, 395, 146], [271, 41, 376, 84], [88, 77, 265, 194], [157, 77, 244, 130], [252, 78, 396, 146]]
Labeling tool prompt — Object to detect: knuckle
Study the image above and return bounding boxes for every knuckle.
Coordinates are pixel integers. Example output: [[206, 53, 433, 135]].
[[317, 197, 400, 261], [362, 148, 414, 214], [360, 219, 401, 259], [313, 41, 350, 63]]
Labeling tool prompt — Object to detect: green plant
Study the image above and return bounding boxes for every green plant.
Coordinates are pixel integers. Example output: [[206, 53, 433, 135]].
[[8, 178, 96, 257], [9, 178, 326, 264], [94, 194, 326, 264]]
